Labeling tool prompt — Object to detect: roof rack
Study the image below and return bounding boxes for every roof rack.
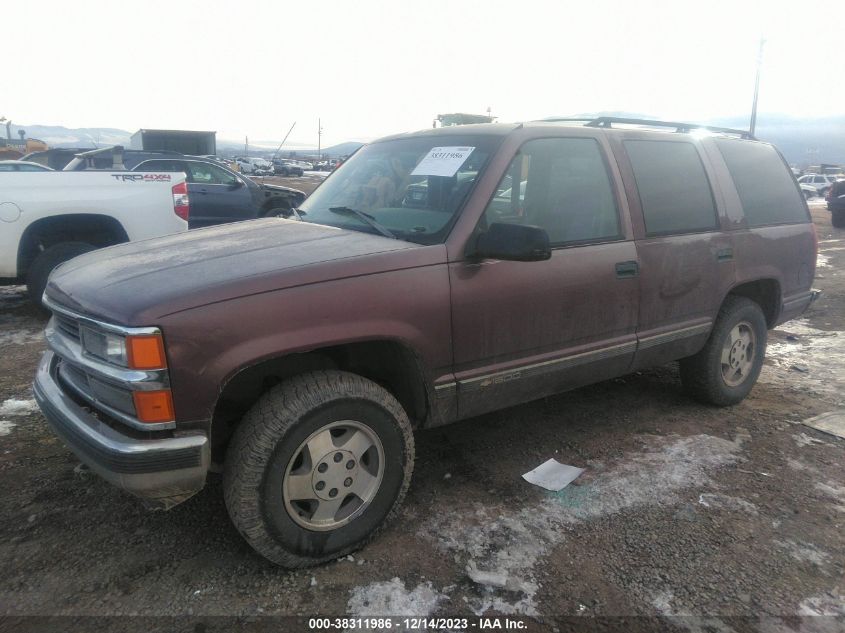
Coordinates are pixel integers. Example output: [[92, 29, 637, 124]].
[[540, 116, 755, 140]]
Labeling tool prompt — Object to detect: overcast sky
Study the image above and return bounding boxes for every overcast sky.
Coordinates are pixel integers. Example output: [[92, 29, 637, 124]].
[[4, 0, 840, 148]]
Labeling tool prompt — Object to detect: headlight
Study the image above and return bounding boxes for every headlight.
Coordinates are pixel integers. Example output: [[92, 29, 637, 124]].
[[81, 326, 128, 366], [80, 327, 167, 370]]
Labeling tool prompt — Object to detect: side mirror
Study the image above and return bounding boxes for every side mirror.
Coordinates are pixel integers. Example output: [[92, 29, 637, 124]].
[[230, 178, 244, 189], [468, 222, 551, 262]]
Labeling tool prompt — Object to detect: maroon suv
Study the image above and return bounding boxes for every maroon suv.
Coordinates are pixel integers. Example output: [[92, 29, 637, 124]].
[[34, 118, 818, 567]]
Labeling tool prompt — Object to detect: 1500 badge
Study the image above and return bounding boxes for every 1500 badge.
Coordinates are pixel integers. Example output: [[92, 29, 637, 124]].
[[110, 173, 172, 182]]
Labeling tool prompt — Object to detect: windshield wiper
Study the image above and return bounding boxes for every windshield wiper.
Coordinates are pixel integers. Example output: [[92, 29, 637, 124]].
[[328, 206, 396, 239]]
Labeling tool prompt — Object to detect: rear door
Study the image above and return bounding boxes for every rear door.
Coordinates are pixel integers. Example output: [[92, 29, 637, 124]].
[[609, 136, 735, 369], [449, 134, 639, 419], [185, 161, 256, 227]]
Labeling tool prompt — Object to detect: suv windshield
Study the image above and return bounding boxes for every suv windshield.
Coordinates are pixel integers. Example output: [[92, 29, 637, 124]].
[[298, 134, 500, 244]]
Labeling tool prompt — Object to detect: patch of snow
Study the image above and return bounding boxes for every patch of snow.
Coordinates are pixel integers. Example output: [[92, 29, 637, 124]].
[[774, 540, 831, 566], [0, 286, 28, 308], [775, 540, 830, 566], [651, 591, 739, 632], [761, 319, 845, 406], [0, 329, 43, 346], [786, 457, 816, 472], [797, 592, 845, 616], [0, 399, 38, 417], [793, 432, 825, 448], [418, 433, 746, 615], [0, 420, 17, 436], [347, 578, 447, 620], [651, 590, 676, 615], [814, 481, 845, 513], [697, 493, 758, 515], [816, 253, 831, 268]]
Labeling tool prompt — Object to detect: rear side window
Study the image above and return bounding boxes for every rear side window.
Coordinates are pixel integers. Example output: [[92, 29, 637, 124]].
[[715, 139, 808, 226], [625, 140, 717, 236]]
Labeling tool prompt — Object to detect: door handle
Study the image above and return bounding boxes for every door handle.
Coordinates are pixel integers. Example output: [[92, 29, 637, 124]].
[[716, 247, 734, 262], [615, 260, 639, 278]]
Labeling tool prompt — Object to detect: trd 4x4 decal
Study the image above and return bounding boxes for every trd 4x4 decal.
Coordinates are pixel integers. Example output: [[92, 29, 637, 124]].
[[111, 173, 172, 182]]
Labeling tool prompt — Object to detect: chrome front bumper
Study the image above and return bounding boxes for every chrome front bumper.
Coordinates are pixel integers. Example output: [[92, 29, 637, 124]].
[[34, 351, 209, 509]]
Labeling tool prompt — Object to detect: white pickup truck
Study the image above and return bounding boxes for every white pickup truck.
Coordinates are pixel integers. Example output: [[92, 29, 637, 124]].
[[0, 171, 189, 306]]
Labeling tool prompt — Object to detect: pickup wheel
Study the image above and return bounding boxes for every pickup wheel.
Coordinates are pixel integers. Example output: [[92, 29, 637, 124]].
[[223, 370, 414, 568], [26, 242, 96, 308], [679, 296, 767, 406]]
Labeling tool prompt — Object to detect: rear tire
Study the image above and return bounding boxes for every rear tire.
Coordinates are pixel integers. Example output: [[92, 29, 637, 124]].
[[26, 242, 96, 308], [223, 370, 414, 568], [679, 296, 767, 406], [832, 209, 845, 228]]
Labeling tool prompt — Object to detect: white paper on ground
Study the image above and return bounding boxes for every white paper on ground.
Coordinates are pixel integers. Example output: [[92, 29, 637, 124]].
[[411, 147, 475, 177], [522, 458, 584, 491], [801, 410, 845, 440]]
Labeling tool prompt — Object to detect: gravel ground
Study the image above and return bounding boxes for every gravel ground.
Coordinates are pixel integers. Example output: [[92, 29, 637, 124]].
[[0, 201, 843, 631]]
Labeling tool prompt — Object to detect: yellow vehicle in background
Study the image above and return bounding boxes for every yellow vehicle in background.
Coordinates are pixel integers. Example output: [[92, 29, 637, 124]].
[[0, 120, 48, 160]]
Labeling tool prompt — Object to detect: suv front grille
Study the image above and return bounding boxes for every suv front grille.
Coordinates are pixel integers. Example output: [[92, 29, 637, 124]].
[[54, 312, 81, 341], [58, 360, 136, 417]]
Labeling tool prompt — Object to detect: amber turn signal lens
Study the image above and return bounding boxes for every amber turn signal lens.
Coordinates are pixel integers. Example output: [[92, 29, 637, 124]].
[[126, 334, 166, 370], [133, 390, 175, 423]]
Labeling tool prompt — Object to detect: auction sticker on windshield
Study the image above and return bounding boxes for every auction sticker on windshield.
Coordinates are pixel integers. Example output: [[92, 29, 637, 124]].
[[411, 146, 475, 177]]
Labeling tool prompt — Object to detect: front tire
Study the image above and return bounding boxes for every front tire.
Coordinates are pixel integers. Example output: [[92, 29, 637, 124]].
[[679, 296, 767, 406], [832, 209, 845, 228], [26, 242, 96, 308], [223, 370, 414, 568]]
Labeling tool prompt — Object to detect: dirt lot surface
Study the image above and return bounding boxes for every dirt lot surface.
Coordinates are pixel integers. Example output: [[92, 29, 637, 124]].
[[1, 200, 843, 631], [252, 171, 328, 196]]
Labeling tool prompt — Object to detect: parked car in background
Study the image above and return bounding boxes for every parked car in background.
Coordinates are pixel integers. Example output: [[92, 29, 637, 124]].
[[133, 157, 305, 228], [272, 158, 304, 177], [797, 174, 837, 197], [316, 159, 339, 171], [199, 155, 236, 169], [35, 118, 818, 568], [800, 183, 819, 199], [827, 179, 845, 228], [0, 160, 53, 172], [0, 169, 189, 306], [235, 157, 273, 175]]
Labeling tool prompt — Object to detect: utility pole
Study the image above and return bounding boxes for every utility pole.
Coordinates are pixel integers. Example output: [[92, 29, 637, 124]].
[[317, 118, 323, 160], [749, 38, 766, 137], [271, 122, 297, 161], [245, 136, 248, 156]]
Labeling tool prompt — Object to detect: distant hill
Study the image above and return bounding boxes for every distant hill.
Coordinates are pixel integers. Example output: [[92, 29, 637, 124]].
[[545, 111, 845, 165], [9, 115, 842, 164], [707, 114, 845, 166], [319, 141, 365, 157], [4, 123, 130, 148]]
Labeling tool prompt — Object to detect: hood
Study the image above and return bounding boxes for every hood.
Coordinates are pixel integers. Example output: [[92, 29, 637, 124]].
[[259, 182, 304, 195], [46, 219, 432, 325]]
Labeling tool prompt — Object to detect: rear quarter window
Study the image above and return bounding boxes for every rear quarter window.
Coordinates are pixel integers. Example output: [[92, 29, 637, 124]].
[[624, 140, 718, 236], [714, 139, 808, 227]]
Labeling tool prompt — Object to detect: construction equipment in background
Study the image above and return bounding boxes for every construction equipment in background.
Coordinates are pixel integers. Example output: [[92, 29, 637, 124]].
[[0, 119, 48, 160]]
